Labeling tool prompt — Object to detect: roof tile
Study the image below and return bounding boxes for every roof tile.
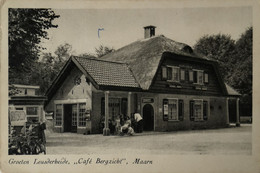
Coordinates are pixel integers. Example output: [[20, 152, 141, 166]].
[[73, 56, 140, 88]]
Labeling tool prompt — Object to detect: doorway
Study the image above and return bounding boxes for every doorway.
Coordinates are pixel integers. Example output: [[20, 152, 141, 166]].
[[63, 104, 77, 132], [143, 104, 154, 131]]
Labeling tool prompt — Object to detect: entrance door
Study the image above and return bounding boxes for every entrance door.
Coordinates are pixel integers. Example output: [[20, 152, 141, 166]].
[[229, 99, 237, 123], [143, 104, 154, 131], [64, 104, 77, 132]]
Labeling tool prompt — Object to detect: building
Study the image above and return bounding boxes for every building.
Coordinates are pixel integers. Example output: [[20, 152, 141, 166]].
[[44, 26, 240, 135], [9, 84, 47, 123]]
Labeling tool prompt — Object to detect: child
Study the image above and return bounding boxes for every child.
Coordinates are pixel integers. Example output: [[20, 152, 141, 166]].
[[121, 116, 134, 136]]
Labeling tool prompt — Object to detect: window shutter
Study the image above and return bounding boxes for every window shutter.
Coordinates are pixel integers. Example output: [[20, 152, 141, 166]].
[[163, 99, 168, 121], [203, 101, 208, 120], [189, 70, 194, 82], [204, 73, 209, 83], [167, 67, 172, 80], [193, 71, 197, 83], [162, 66, 167, 80], [178, 99, 184, 121], [190, 100, 195, 121], [180, 69, 185, 81]]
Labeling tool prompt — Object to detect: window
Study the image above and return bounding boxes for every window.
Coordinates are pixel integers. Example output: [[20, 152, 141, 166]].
[[26, 107, 38, 116], [172, 67, 180, 82], [72, 104, 77, 126], [78, 103, 86, 127], [190, 100, 208, 121], [109, 98, 120, 119], [168, 99, 178, 120], [55, 104, 62, 126], [193, 70, 204, 84], [163, 99, 184, 121], [194, 100, 203, 121], [15, 107, 24, 110], [162, 66, 180, 82], [101, 97, 127, 119]]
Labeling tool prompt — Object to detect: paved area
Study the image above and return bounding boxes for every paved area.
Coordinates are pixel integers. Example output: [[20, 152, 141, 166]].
[[45, 124, 251, 155]]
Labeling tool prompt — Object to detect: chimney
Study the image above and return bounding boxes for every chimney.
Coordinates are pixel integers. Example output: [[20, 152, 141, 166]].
[[144, 25, 156, 39]]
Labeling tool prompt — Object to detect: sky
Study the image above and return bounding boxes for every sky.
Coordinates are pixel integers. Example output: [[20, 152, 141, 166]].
[[41, 6, 252, 56]]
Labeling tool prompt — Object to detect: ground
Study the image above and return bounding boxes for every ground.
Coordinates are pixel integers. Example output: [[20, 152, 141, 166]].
[[45, 124, 251, 155]]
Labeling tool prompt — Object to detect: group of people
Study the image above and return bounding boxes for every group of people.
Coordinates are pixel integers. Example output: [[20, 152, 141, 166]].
[[103, 113, 143, 136]]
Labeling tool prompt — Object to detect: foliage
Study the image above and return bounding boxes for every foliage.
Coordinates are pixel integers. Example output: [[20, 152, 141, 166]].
[[194, 27, 252, 116], [228, 27, 252, 95], [8, 8, 60, 84], [95, 45, 115, 58], [194, 34, 236, 79], [9, 84, 21, 96], [32, 43, 73, 94]]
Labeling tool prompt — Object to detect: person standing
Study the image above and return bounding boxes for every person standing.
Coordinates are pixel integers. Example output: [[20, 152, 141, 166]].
[[134, 113, 143, 133]]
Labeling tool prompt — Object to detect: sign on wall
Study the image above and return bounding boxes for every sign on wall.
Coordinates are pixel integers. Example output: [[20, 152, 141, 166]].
[[9, 110, 27, 126], [142, 98, 154, 103]]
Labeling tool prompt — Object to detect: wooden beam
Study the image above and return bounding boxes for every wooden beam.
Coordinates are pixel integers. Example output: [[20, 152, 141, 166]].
[[226, 98, 229, 125], [236, 98, 240, 127], [128, 92, 132, 118], [103, 91, 110, 136]]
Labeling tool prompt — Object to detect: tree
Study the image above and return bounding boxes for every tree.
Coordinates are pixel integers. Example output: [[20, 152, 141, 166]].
[[95, 45, 115, 58], [193, 34, 236, 80], [8, 8, 60, 84], [228, 27, 252, 94], [228, 27, 252, 116], [31, 43, 73, 94], [194, 27, 253, 116]]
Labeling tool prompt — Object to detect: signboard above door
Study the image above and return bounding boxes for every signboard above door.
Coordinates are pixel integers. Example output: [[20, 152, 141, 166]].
[[142, 98, 154, 103]]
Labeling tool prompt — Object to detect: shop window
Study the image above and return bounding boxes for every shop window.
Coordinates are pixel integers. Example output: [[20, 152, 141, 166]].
[[190, 100, 208, 121], [78, 103, 86, 127], [163, 99, 184, 121], [55, 104, 62, 126], [101, 97, 127, 119]]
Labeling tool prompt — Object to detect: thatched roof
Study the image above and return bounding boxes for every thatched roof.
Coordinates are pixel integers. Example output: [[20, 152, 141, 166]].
[[101, 35, 211, 90]]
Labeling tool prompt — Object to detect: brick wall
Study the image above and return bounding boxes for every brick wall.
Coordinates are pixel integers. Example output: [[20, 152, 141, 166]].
[[137, 93, 228, 132]]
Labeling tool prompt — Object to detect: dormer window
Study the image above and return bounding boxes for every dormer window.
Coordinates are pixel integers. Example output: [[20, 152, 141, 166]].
[[193, 70, 204, 85], [162, 66, 180, 82]]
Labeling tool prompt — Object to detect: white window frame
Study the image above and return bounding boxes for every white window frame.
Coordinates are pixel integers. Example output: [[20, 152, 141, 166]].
[[78, 102, 87, 128], [193, 99, 203, 121], [54, 104, 63, 127], [167, 98, 179, 121], [193, 69, 204, 85], [14, 105, 40, 120], [167, 66, 180, 82]]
